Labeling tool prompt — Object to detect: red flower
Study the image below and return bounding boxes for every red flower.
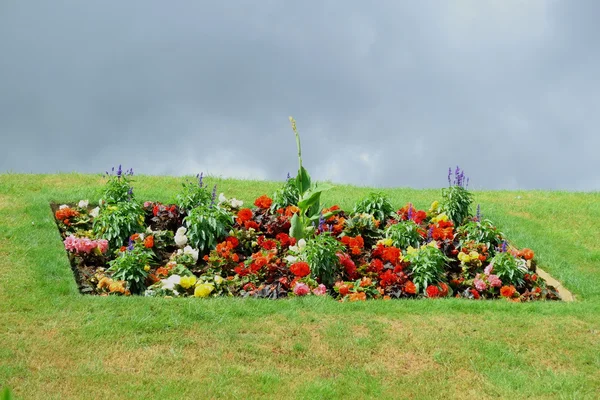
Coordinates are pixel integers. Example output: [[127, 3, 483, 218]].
[[369, 259, 384, 273], [290, 261, 310, 277], [236, 208, 253, 224], [276, 232, 294, 248], [426, 285, 440, 298], [226, 236, 239, 248], [254, 195, 273, 209], [439, 282, 449, 297], [470, 288, 480, 299], [244, 220, 259, 230], [379, 270, 398, 288], [404, 281, 417, 294], [130, 233, 140, 241], [144, 236, 154, 248], [337, 253, 358, 279], [382, 246, 401, 263]]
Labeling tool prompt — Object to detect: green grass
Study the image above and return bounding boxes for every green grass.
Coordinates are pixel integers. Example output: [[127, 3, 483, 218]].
[[1, 173, 599, 399]]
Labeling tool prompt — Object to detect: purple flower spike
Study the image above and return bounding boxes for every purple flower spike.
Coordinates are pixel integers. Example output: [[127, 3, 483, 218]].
[[318, 212, 325, 233], [287, 172, 291, 180], [407, 203, 413, 220], [476, 204, 481, 221], [501, 241, 507, 253], [117, 164, 122, 178], [127, 238, 134, 251], [210, 184, 217, 207], [198, 172, 204, 187], [448, 167, 452, 186]]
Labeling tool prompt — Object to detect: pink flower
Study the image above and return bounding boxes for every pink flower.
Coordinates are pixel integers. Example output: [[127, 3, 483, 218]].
[[488, 274, 502, 288], [63, 235, 109, 255], [312, 284, 327, 296], [96, 239, 109, 254], [293, 282, 310, 296], [484, 264, 493, 275], [474, 274, 487, 291]]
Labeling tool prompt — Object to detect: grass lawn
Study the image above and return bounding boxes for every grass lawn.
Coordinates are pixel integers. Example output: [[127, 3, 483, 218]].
[[1, 173, 599, 399]]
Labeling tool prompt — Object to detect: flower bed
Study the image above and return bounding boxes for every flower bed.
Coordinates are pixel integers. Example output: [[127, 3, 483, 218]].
[[53, 120, 561, 301], [53, 167, 560, 302]]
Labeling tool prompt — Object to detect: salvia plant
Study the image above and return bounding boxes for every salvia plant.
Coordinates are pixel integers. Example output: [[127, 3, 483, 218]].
[[101, 165, 135, 204], [176, 173, 213, 212], [270, 174, 300, 211], [441, 166, 473, 226]]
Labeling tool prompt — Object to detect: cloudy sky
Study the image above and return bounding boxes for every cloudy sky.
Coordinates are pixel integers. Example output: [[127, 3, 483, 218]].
[[1, 0, 598, 190]]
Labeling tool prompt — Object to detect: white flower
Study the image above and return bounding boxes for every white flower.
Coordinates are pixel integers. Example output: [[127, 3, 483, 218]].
[[59, 204, 68, 209], [297, 239, 307, 250], [78, 199, 89, 209], [214, 275, 224, 285], [162, 275, 181, 291], [229, 198, 244, 208], [89, 207, 100, 218], [174, 227, 188, 247], [284, 255, 298, 264], [183, 246, 199, 263], [218, 193, 227, 204]]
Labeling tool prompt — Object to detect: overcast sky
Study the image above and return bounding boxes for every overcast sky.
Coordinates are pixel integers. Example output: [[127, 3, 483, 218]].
[[1, 0, 598, 190]]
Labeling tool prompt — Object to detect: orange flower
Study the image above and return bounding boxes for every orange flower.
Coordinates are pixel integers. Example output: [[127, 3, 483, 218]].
[[404, 281, 417, 294], [521, 248, 535, 260], [144, 235, 154, 248], [290, 261, 310, 277], [254, 195, 273, 209], [130, 233, 140, 241], [500, 285, 517, 298], [360, 277, 372, 287], [348, 292, 367, 302]]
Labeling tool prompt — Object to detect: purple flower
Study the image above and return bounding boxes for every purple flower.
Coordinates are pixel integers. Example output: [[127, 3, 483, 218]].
[[197, 172, 204, 187], [448, 167, 452, 186], [407, 203, 413, 220], [318, 212, 325, 232], [210, 184, 217, 207], [501, 241, 507, 253], [286, 172, 291, 180], [476, 204, 481, 221], [117, 164, 122, 178], [127, 238, 134, 251]]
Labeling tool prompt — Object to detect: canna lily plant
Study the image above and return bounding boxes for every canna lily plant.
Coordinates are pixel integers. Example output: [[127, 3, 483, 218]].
[[287, 116, 340, 240]]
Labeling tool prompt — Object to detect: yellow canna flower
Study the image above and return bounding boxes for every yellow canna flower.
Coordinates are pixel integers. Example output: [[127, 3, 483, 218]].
[[194, 283, 214, 298], [180, 275, 197, 289], [429, 201, 439, 212], [144, 265, 150, 272]]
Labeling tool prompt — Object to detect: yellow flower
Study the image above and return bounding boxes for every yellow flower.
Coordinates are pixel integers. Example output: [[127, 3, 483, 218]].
[[214, 275, 224, 285], [180, 275, 197, 289], [432, 213, 449, 224], [427, 241, 438, 248], [194, 283, 214, 298], [143, 265, 150, 272], [469, 251, 479, 260], [458, 252, 467, 262], [429, 201, 439, 212], [406, 246, 417, 255], [377, 238, 393, 247]]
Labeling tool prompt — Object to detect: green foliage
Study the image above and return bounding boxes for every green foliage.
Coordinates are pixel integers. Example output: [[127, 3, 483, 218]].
[[490, 251, 527, 287], [185, 205, 233, 256], [287, 116, 338, 240], [107, 248, 150, 294], [176, 176, 212, 212], [305, 233, 344, 287], [270, 177, 300, 211], [457, 219, 504, 254], [385, 220, 422, 249], [441, 186, 473, 226], [92, 202, 145, 249], [353, 192, 394, 222], [405, 245, 449, 293]]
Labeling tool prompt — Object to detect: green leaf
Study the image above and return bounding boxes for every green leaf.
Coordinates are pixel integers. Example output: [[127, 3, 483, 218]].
[[296, 166, 312, 195], [289, 213, 304, 240]]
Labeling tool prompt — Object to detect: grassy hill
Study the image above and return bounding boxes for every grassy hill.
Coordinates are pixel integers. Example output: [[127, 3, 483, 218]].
[[1, 174, 599, 399]]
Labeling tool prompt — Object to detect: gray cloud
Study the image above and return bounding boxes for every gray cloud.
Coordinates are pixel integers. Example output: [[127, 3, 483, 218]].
[[1, 0, 599, 190]]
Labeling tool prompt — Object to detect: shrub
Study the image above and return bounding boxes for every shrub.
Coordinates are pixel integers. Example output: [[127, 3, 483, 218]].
[[353, 192, 394, 222], [270, 176, 300, 211], [107, 247, 150, 294], [184, 205, 233, 256], [489, 251, 527, 287], [343, 213, 381, 248], [92, 201, 145, 249], [305, 233, 344, 286], [457, 219, 504, 255], [385, 220, 422, 249], [405, 244, 449, 293]]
